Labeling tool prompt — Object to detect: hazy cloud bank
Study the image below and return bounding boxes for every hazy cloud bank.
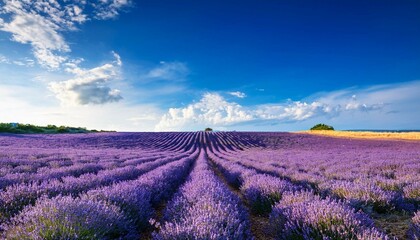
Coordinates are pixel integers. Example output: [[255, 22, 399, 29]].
[[155, 81, 420, 131]]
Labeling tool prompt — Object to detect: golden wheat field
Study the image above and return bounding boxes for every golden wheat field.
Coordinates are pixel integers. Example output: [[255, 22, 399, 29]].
[[303, 130, 420, 141]]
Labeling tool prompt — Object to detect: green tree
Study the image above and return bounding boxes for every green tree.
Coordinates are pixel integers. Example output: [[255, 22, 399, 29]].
[[310, 124, 334, 131]]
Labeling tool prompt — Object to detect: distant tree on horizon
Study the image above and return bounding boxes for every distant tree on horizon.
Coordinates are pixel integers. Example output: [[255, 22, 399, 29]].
[[310, 124, 334, 131], [0, 123, 105, 134], [205, 127, 213, 132]]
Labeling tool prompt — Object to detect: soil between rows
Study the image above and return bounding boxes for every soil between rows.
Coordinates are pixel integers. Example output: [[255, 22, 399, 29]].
[[371, 212, 413, 240], [207, 153, 275, 240], [144, 151, 200, 240]]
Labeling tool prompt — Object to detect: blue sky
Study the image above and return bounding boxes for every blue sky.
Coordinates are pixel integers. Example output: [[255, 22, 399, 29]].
[[0, 0, 419, 131]]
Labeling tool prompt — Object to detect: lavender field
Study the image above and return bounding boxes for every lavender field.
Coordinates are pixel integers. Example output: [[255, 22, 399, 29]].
[[0, 132, 419, 239]]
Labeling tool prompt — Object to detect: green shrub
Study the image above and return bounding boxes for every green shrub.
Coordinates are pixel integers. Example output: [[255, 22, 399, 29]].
[[310, 124, 334, 131]]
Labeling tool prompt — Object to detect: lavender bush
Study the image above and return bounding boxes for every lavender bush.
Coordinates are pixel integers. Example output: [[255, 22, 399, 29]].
[[269, 191, 389, 239], [241, 174, 298, 214], [320, 180, 397, 212], [2, 195, 137, 239], [404, 182, 420, 205]]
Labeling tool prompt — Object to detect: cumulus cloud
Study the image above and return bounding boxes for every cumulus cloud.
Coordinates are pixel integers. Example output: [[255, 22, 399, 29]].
[[155, 95, 344, 131], [0, 0, 129, 69], [155, 81, 420, 131], [1, 1, 131, 105], [155, 93, 253, 131], [49, 53, 122, 105], [228, 91, 246, 98]]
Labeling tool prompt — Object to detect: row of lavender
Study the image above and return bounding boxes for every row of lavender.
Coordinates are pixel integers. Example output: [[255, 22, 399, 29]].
[[153, 150, 252, 239], [207, 132, 420, 239], [0, 132, 200, 238], [0, 132, 197, 187]]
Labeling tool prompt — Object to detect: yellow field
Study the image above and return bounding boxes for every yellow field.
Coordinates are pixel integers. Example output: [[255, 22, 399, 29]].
[[301, 130, 420, 141]]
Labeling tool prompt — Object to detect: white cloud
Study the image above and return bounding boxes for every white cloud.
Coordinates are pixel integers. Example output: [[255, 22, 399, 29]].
[[144, 61, 189, 82], [228, 91, 246, 98], [12, 60, 25, 66], [0, 55, 10, 64], [0, 0, 129, 69], [155, 93, 253, 131], [49, 53, 123, 105], [93, 0, 132, 20], [63, 58, 85, 71], [33, 48, 68, 69], [65, 4, 87, 24], [256, 101, 341, 121], [112, 51, 122, 66], [344, 96, 383, 111], [0, 54, 35, 67], [1, 1, 132, 106], [0, 0, 73, 69], [156, 81, 420, 131], [24, 58, 35, 67], [155, 95, 342, 131]]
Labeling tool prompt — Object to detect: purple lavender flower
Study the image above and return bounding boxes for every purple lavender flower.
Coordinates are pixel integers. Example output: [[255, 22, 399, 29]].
[[0, 131, 418, 239], [154, 151, 253, 239], [320, 180, 397, 212], [2, 195, 137, 239], [241, 174, 298, 214], [404, 182, 420, 203], [269, 191, 389, 239]]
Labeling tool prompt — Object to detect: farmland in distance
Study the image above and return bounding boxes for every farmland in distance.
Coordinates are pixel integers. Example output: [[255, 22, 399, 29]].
[[0, 132, 419, 239]]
